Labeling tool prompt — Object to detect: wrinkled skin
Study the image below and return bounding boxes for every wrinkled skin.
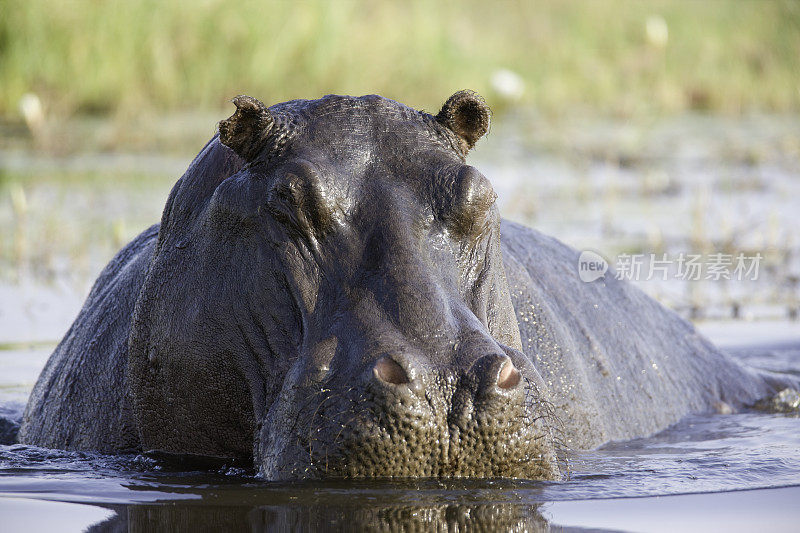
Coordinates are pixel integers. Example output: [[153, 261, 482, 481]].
[[18, 92, 795, 480]]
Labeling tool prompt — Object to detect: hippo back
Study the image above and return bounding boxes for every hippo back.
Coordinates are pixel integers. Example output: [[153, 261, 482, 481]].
[[501, 220, 772, 448]]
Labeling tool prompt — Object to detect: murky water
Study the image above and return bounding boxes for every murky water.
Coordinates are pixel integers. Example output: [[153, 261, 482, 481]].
[[1, 326, 799, 532]]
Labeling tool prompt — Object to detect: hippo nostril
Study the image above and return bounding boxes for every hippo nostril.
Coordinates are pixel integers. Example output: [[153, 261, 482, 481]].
[[373, 356, 410, 385], [497, 359, 521, 389]]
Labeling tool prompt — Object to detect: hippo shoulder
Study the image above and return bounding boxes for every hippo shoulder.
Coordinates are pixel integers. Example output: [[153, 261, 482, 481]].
[[498, 219, 770, 448]]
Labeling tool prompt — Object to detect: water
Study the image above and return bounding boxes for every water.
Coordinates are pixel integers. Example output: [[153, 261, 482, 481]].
[[1, 324, 799, 532]]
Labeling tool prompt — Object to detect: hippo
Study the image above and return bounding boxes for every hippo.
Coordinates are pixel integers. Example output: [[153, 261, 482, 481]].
[[18, 91, 793, 480]]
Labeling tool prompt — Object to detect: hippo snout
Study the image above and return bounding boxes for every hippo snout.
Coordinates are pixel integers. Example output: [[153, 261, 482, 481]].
[[259, 347, 559, 480], [372, 353, 520, 391]]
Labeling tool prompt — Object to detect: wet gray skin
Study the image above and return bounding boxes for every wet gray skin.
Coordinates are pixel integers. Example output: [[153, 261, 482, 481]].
[[17, 92, 798, 480]]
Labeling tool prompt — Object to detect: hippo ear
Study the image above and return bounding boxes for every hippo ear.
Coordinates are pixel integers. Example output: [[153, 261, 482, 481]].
[[435, 90, 491, 152], [218, 95, 275, 161]]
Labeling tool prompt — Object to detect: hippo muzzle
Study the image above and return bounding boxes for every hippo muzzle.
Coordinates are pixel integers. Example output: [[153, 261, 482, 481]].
[[259, 347, 558, 480]]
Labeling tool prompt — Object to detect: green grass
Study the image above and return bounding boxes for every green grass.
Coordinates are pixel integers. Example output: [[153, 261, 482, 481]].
[[1, 0, 799, 118]]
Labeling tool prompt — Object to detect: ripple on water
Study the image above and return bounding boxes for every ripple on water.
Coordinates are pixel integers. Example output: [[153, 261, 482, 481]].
[[1, 409, 799, 503]]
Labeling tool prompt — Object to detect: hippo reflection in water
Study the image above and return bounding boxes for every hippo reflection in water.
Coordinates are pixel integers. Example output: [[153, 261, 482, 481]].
[[19, 91, 794, 480]]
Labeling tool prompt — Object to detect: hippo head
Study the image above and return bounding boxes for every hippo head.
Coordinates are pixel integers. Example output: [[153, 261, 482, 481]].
[[128, 92, 559, 480]]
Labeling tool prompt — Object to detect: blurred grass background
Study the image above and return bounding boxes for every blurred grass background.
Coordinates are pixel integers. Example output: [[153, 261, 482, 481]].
[[1, 0, 799, 339], [1, 0, 799, 120]]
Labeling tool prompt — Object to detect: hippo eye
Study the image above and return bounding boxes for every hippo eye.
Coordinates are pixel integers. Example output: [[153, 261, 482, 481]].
[[444, 166, 497, 237], [267, 162, 334, 238]]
